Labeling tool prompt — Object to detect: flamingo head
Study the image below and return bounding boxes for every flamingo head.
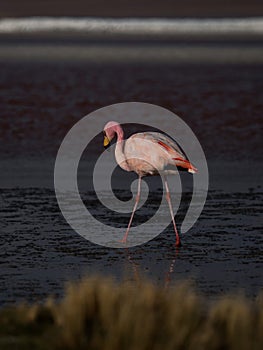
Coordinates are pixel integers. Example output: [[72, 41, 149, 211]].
[[103, 121, 122, 149]]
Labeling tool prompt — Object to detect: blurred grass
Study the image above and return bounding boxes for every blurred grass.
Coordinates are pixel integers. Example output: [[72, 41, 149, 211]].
[[0, 277, 262, 350]]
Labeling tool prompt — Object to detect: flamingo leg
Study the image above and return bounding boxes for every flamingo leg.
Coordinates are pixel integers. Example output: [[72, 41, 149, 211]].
[[120, 176, 142, 244], [163, 176, 181, 247]]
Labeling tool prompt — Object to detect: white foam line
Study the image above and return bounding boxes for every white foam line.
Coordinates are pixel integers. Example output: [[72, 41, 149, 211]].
[[0, 17, 263, 36]]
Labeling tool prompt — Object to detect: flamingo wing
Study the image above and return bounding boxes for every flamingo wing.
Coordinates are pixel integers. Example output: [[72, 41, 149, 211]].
[[131, 132, 197, 173]]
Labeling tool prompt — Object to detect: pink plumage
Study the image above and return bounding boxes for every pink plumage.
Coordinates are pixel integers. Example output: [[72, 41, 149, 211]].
[[103, 121, 197, 247]]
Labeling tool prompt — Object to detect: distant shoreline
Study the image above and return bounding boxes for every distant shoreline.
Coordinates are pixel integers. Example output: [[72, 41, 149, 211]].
[[1, 17, 263, 37]]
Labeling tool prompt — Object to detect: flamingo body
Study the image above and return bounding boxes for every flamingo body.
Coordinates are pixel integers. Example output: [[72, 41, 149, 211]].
[[116, 131, 196, 176]]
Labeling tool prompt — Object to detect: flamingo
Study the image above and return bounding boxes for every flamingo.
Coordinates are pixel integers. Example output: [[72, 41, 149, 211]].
[[103, 121, 197, 247]]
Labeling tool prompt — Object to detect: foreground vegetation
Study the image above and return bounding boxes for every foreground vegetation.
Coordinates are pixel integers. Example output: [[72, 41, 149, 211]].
[[0, 277, 262, 350]]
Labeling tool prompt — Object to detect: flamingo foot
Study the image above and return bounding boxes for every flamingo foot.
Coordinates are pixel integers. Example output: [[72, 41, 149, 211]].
[[175, 238, 182, 248]]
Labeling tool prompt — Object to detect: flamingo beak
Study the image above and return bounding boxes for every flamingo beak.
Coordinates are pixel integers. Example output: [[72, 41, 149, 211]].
[[103, 132, 110, 149]]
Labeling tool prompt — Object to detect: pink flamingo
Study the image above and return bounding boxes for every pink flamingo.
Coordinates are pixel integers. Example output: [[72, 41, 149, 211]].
[[103, 121, 197, 247]]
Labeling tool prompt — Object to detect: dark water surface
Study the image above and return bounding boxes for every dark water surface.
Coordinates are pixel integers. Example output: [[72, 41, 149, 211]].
[[0, 53, 262, 303], [0, 187, 262, 304]]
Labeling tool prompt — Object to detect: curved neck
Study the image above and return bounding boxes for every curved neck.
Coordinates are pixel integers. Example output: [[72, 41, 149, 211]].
[[114, 124, 124, 156], [115, 126, 124, 155], [114, 125, 130, 171], [115, 125, 124, 143]]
